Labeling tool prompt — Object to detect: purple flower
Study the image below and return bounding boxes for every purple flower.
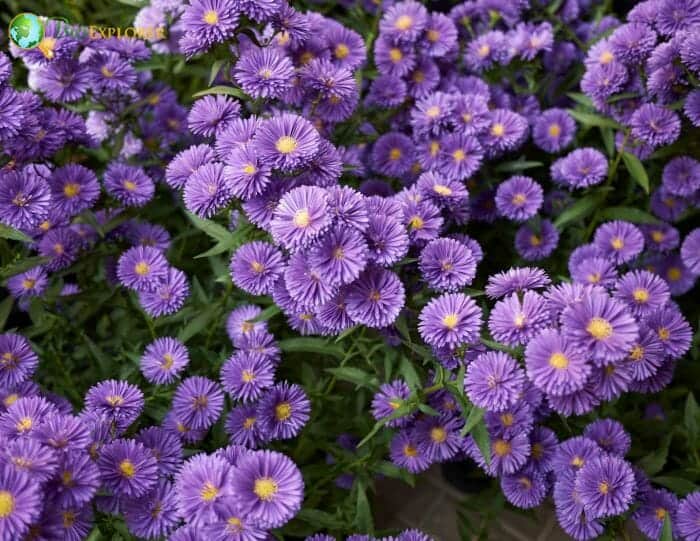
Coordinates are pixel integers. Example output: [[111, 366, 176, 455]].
[[175, 453, 234, 526], [165, 144, 216, 190], [0, 334, 38, 389], [6, 267, 48, 301], [123, 479, 180, 539], [390, 429, 431, 474], [480, 109, 528, 157], [418, 292, 482, 348], [501, 468, 548, 509], [346, 268, 405, 328], [371, 380, 413, 428], [473, 432, 531, 477], [0, 438, 57, 483], [225, 305, 266, 347], [609, 23, 657, 64], [180, 0, 239, 51], [630, 103, 681, 147], [677, 492, 700, 541], [231, 450, 304, 529], [365, 214, 409, 267], [465, 351, 526, 412], [662, 156, 700, 197], [223, 145, 272, 200], [583, 419, 631, 457], [371, 132, 415, 177], [188, 95, 240, 138], [308, 227, 368, 286], [485, 267, 551, 299], [104, 163, 155, 207], [593, 221, 645, 265], [221, 351, 275, 403], [465, 31, 507, 71], [525, 328, 590, 396], [367, 74, 407, 107], [140, 337, 189, 385], [419, 237, 476, 292], [230, 241, 285, 295], [226, 403, 263, 448], [0, 464, 42, 540], [270, 186, 330, 250], [253, 113, 320, 171], [575, 454, 636, 519], [437, 133, 483, 181], [117, 246, 169, 292], [98, 438, 159, 498], [613, 270, 670, 317], [489, 291, 552, 347], [515, 220, 560, 261], [326, 22, 366, 70], [495, 176, 543, 222], [682, 228, 700, 275], [50, 450, 101, 508], [172, 377, 224, 431], [202, 497, 267, 540], [551, 148, 608, 188], [374, 37, 416, 77], [633, 488, 679, 540], [685, 89, 700, 126], [48, 164, 100, 217], [284, 251, 336, 308], [380, 0, 428, 44], [85, 379, 144, 430], [234, 46, 295, 99], [0, 170, 51, 231], [37, 227, 80, 272], [136, 426, 184, 477], [656, 0, 700, 35], [257, 382, 310, 440], [139, 267, 190, 317], [532, 108, 576, 153], [414, 413, 463, 462], [184, 161, 233, 218], [645, 305, 692, 359]]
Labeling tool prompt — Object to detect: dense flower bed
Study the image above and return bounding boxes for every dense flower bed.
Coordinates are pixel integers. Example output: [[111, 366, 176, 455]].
[[1, 0, 700, 539]]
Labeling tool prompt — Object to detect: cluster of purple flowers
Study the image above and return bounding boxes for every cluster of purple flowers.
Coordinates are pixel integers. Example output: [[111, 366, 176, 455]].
[[305, 529, 433, 541]]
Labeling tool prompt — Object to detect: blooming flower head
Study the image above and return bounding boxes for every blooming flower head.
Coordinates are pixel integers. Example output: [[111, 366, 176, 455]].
[[221, 351, 276, 403], [346, 268, 405, 328], [593, 221, 645, 265], [139, 267, 190, 317], [257, 382, 310, 440], [117, 246, 169, 292], [371, 132, 415, 177], [6, 267, 48, 302], [180, 0, 239, 51], [123, 479, 180, 539], [662, 156, 700, 197], [231, 450, 304, 529], [682, 228, 700, 275], [379, 0, 428, 44], [583, 419, 631, 457], [532, 108, 576, 153], [481, 109, 528, 157], [419, 237, 477, 292], [574, 454, 636, 519], [488, 291, 552, 347], [613, 270, 670, 317], [48, 164, 100, 218], [0, 464, 43, 540], [230, 241, 285, 295], [140, 337, 189, 384], [677, 492, 700, 541], [501, 468, 548, 509], [633, 488, 679, 540], [645, 304, 692, 359], [226, 403, 263, 448], [465, 351, 526, 412], [495, 176, 543, 222], [371, 380, 413, 428], [172, 377, 224, 431], [104, 163, 155, 207], [414, 413, 463, 462], [485, 267, 551, 299], [136, 426, 184, 477], [418, 292, 482, 348], [175, 453, 234, 526], [0, 334, 38, 389], [234, 46, 295, 100], [270, 186, 330, 250], [165, 144, 216, 190], [97, 438, 159, 498], [225, 305, 266, 347], [0, 169, 51, 231], [183, 161, 233, 218], [437, 133, 483, 181], [551, 148, 608, 189], [308, 226, 369, 287], [630, 103, 681, 147], [85, 379, 144, 431], [187, 95, 240, 138], [253, 113, 321, 171], [515, 220, 560, 261], [390, 429, 431, 474]]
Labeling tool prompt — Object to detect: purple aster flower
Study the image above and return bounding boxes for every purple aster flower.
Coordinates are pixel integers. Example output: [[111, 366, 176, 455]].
[[389, 429, 431, 474], [6, 267, 48, 301], [418, 293, 481, 348], [501, 468, 548, 509], [117, 246, 169, 292], [515, 220, 559, 261], [371, 380, 413, 428], [47, 164, 100, 217], [325, 22, 366, 70], [465, 31, 507, 71], [230, 241, 285, 296], [234, 46, 294, 100], [380, 0, 428, 44], [554, 475, 605, 541], [485, 267, 551, 299], [450, 93, 490, 137], [308, 227, 368, 286], [414, 413, 463, 462], [437, 133, 483, 181], [641, 223, 680, 252], [123, 479, 180, 539], [575, 454, 636, 519], [685, 89, 700, 126], [346, 268, 405, 328], [0, 438, 57, 483], [85, 379, 144, 430], [104, 163, 155, 207], [593, 220, 645, 265], [175, 453, 234, 526], [0, 170, 51, 231], [613, 270, 670, 317], [629, 103, 681, 148], [656, 0, 700, 35], [551, 148, 608, 189], [50, 450, 100, 508], [172, 377, 224, 430], [318, 288, 354, 333], [371, 132, 415, 177], [419, 237, 476, 292], [682, 228, 700, 275], [257, 382, 310, 440], [87, 51, 137, 95], [165, 144, 216, 190], [677, 492, 700, 541], [488, 291, 552, 347], [0, 464, 42, 539], [223, 145, 272, 201], [659, 254, 696, 295], [231, 450, 304, 529], [180, 0, 239, 50], [583, 419, 630, 457], [474, 432, 531, 477], [37, 226, 80, 272], [184, 161, 233, 218], [225, 305, 266, 346], [529, 426, 558, 473], [366, 74, 407, 107], [416, 172, 469, 210], [162, 411, 206, 444], [581, 61, 628, 104], [645, 305, 692, 359], [139, 267, 190, 317], [237, 329, 281, 365], [253, 113, 320, 171], [221, 351, 275, 403], [551, 436, 601, 477], [571, 257, 618, 288], [633, 488, 679, 540], [625, 324, 666, 381], [485, 401, 534, 439], [410, 92, 454, 138], [532, 108, 576, 153], [495, 176, 543, 222], [374, 37, 416, 77], [0, 334, 38, 389], [216, 117, 262, 158], [187, 95, 240, 138], [402, 199, 444, 245], [609, 23, 657, 64], [98, 438, 158, 498], [465, 351, 526, 412], [365, 214, 409, 266], [136, 426, 183, 477], [421, 13, 458, 57], [226, 403, 263, 448], [525, 328, 591, 396], [283, 251, 336, 308], [481, 109, 528, 157], [202, 496, 267, 540], [662, 156, 700, 197], [270, 186, 330, 250], [140, 337, 189, 385], [32, 412, 89, 452]]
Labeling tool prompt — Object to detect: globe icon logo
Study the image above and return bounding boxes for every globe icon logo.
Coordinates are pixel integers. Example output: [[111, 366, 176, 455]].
[[8, 13, 44, 49]]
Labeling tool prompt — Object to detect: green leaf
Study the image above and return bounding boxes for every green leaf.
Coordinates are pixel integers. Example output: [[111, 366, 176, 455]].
[[178, 310, 217, 343], [638, 433, 672, 476], [209, 59, 227, 86], [622, 151, 650, 193], [374, 461, 415, 486], [566, 92, 594, 108], [295, 509, 345, 529], [686, 392, 699, 444], [472, 419, 491, 466], [553, 194, 599, 229], [653, 476, 697, 496], [325, 366, 379, 388], [354, 480, 373, 533], [186, 212, 234, 244], [0, 296, 12, 332], [493, 160, 543, 173], [399, 356, 421, 391], [598, 207, 660, 224], [0, 256, 49, 280], [568, 109, 622, 129], [192, 85, 247, 100], [252, 304, 280, 322], [279, 337, 345, 359], [660, 515, 672, 541], [418, 403, 440, 416], [0, 224, 31, 242], [335, 325, 359, 343], [358, 404, 413, 447], [461, 406, 485, 437]]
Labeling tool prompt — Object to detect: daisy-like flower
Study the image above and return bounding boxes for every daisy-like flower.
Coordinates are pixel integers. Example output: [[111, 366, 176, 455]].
[[629, 103, 681, 147], [346, 268, 405, 328], [140, 337, 189, 385], [532, 108, 576, 153], [485, 401, 534, 440], [226, 403, 263, 448], [583, 419, 631, 457], [593, 221, 645, 265], [613, 270, 670, 317], [414, 413, 463, 462], [325, 22, 366, 70], [202, 497, 266, 540], [677, 491, 700, 541], [6, 267, 48, 301], [50, 450, 101, 508], [551, 147, 608, 189], [645, 305, 692, 359], [488, 291, 552, 347], [416, 172, 468, 210], [473, 432, 531, 477], [48, 164, 100, 218], [234, 46, 295, 99], [37, 227, 81, 272], [365, 214, 409, 266], [465, 31, 507, 71], [662, 156, 700, 197], [165, 144, 216, 190], [437, 133, 483, 181], [117, 246, 169, 292], [270, 186, 330, 250], [123, 479, 180, 540], [528, 426, 558, 473], [367, 73, 407, 107], [681, 228, 700, 275], [371, 132, 415, 177], [371, 380, 414, 428], [180, 0, 239, 49], [223, 144, 272, 201], [187, 95, 240, 138], [495, 176, 543, 222], [230, 241, 285, 295], [175, 453, 234, 526], [402, 199, 444, 245], [231, 450, 304, 529], [183, 161, 233, 218], [485, 267, 551, 299], [379, 0, 428, 44], [418, 293, 482, 348], [139, 267, 190, 317], [127, 222, 171, 252], [575, 454, 636, 519], [283, 251, 336, 308], [515, 220, 559, 261], [172, 377, 224, 431], [481, 109, 528, 157], [220, 351, 275, 403], [633, 488, 679, 540], [0, 438, 58, 482], [419, 237, 476, 292], [465, 351, 526, 412], [256, 382, 310, 440], [225, 305, 266, 346], [136, 426, 184, 477], [501, 468, 548, 509], [0, 334, 38, 389], [85, 379, 144, 430], [390, 429, 431, 474], [103, 163, 155, 207], [625, 325, 665, 381], [97, 438, 159, 498], [410, 92, 454, 137], [570, 256, 618, 289], [561, 292, 639, 364], [374, 37, 416, 77], [0, 464, 42, 540], [308, 227, 368, 287], [421, 12, 458, 57], [525, 328, 590, 396], [253, 113, 320, 171], [0, 170, 51, 231]]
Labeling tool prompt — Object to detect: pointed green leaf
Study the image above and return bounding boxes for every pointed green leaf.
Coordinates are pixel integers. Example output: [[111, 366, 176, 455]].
[[279, 338, 345, 359], [660, 515, 672, 541], [186, 212, 233, 244], [568, 109, 622, 129], [598, 207, 660, 224], [622, 151, 650, 193], [0, 224, 32, 242], [553, 194, 599, 229], [494, 160, 543, 173], [461, 406, 485, 437], [686, 392, 699, 444], [325, 366, 379, 388], [566, 92, 594, 108], [354, 480, 373, 533], [472, 419, 491, 466], [193, 85, 247, 100]]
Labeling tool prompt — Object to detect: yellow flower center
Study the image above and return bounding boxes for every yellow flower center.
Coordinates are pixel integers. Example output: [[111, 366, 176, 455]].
[[655, 508, 667, 521], [203, 10, 219, 24], [275, 401, 292, 421], [241, 321, 255, 333], [513, 313, 526, 328], [658, 327, 670, 341], [500, 413, 514, 427], [651, 230, 665, 243], [426, 106, 441, 118], [370, 290, 381, 301], [427, 29, 440, 42], [3, 394, 18, 407], [571, 456, 584, 467], [135, 261, 150, 276], [243, 163, 257, 175], [63, 511, 76, 528], [403, 444, 418, 457], [106, 394, 124, 406], [531, 443, 543, 459], [388, 399, 401, 410], [598, 481, 609, 495], [549, 352, 569, 369], [53, 243, 64, 255], [333, 247, 345, 260], [16, 417, 32, 432], [548, 124, 561, 137], [389, 147, 402, 161], [40, 220, 51, 231], [243, 417, 256, 429], [409, 215, 424, 229], [530, 235, 541, 247], [452, 149, 465, 162], [667, 267, 682, 281], [200, 482, 219, 501], [442, 313, 459, 329], [62, 471, 74, 486], [254, 477, 278, 501], [629, 345, 644, 361], [389, 48, 403, 62], [241, 370, 256, 383], [493, 439, 511, 457], [412, 70, 425, 83], [293, 209, 311, 228], [258, 68, 272, 79], [512, 193, 527, 206], [611, 237, 624, 250], [38, 37, 56, 60], [586, 317, 613, 340], [335, 43, 350, 59], [433, 184, 452, 196], [632, 288, 649, 303], [599, 50, 614, 64], [519, 477, 532, 489], [587, 273, 601, 284], [251, 261, 265, 273], [395, 15, 413, 30], [119, 459, 136, 478], [227, 517, 244, 533], [101, 66, 114, 78], [478, 44, 490, 57], [161, 353, 174, 370], [0, 491, 15, 518], [429, 141, 440, 156], [275, 136, 298, 154], [123, 180, 137, 191], [491, 123, 505, 137], [63, 183, 81, 198], [431, 427, 447, 443]]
